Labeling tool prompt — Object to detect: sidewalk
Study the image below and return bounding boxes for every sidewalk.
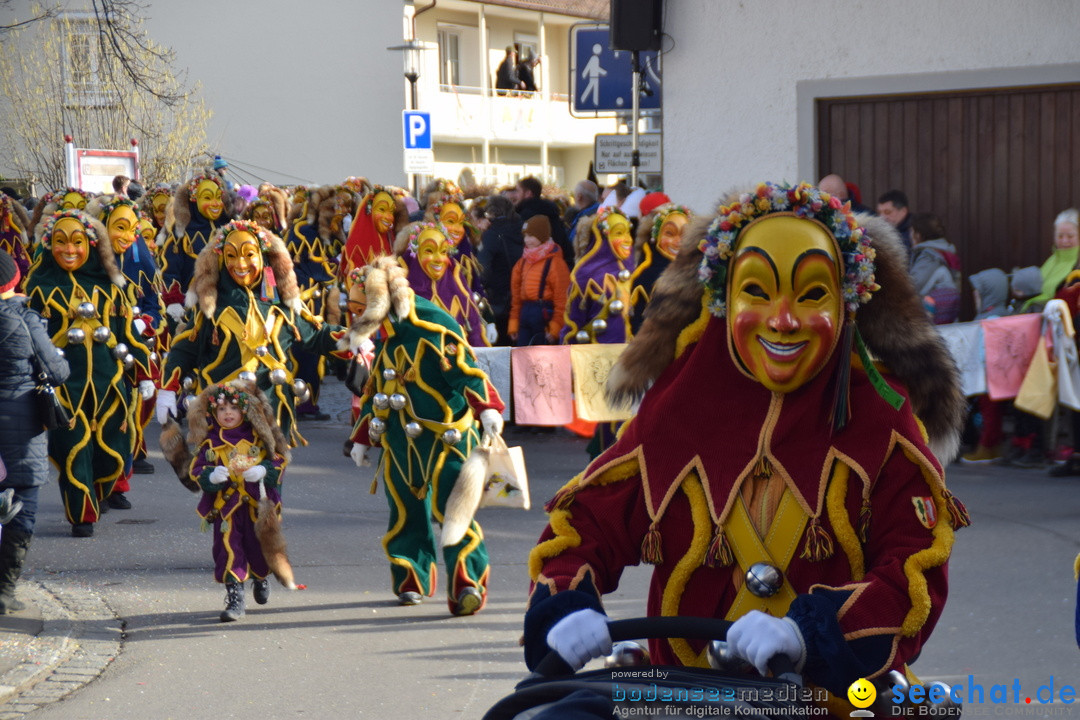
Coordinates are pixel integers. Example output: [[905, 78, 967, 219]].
[[0, 579, 121, 718]]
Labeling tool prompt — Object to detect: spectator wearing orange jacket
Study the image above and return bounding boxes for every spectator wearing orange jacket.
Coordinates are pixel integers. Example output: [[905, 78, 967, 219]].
[[508, 215, 570, 345]]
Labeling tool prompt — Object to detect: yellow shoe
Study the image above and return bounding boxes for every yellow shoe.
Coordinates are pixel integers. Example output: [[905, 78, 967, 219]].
[[961, 444, 1000, 464]]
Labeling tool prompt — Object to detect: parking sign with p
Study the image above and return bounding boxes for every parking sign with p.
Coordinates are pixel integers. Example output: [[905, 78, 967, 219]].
[[403, 110, 432, 150]]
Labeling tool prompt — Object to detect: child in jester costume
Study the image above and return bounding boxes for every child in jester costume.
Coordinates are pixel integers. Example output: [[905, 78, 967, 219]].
[[185, 380, 293, 622], [157, 220, 345, 447], [630, 198, 692, 334], [25, 210, 152, 537], [523, 182, 969, 716], [0, 194, 32, 289], [86, 194, 164, 495], [344, 256, 505, 615]]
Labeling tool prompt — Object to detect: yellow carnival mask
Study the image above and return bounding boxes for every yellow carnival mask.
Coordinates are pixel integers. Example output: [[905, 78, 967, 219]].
[[107, 204, 139, 254], [51, 217, 91, 271], [416, 227, 451, 281], [657, 211, 687, 261], [251, 203, 275, 230], [138, 217, 158, 252], [728, 216, 843, 393], [371, 192, 395, 235], [60, 191, 87, 211], [222, 230, 264, 288], [195, 179, 224, 221], [439, 202, 465, 246], [606, 215, 633, 261], [151, 194, 170, 226]]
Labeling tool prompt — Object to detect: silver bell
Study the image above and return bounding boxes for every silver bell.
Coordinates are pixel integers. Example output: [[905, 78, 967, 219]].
[[254, 345, 269, 357], [112, 342, 129, 360], [149, 351, 160, 363], [472, 292, 481, 303], [123, 354, 135, 370], [707, 641, 754, 674], [388, 393, 407, 410], [339, 294, 348, 310], [382, 367, 397, 382], [372, 392, 389, 410], [368, 417, 386, 436], [591, 318, 607, 334], [182, 376, 194, 391], [617, 269, 631, 282], [92, 325, 111, 343], [237, 371, 257, 384], [132, 305, 141, 316], [292, 379, 310, 403], [76, 301, 97, 318], [872, 671, 911, 714], [144, 335, 156, 349], [313, 288, 322, 299], [268, 368, 288, 385], [745, 562, 783, 598], [66, 327, 86, 344], [604, 641, 650, 668], [405, 421, 423, 438], [574, 330, 590, 344], [608, 299, 625, 314], [441, 428, 462, 446]]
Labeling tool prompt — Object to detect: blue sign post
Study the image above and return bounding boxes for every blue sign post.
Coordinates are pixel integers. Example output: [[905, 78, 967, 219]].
[[402, 110, 432, 150], [570, 23, 661, 116]]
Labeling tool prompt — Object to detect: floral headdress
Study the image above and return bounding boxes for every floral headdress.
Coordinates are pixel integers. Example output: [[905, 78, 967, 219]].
[[40, 209, 101, 247], [185, 173, 223, 197], [650, 203, 693, 242], [147, 183, 173, 200], [697, 181, 878, 318], [427, 179, 464, 219], [210, 220, 272, 254], [362, 185, 402, 215], [404, 221, 456, 257], [95, 195, 138, 223], [207, 384, 250, 414], [594, 205, 628, 235]]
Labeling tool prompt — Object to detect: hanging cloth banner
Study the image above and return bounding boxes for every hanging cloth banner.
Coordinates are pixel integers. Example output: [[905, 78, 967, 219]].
[[511, 345, 574, 426], [570, 343, 633, 422], [980, 314, 1042, 401], [936, 321, 987, 397], [472, 346, 512, 420]]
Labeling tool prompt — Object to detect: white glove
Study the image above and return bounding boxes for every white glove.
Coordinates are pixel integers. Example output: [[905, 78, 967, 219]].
[[546, 609, 611, 672], [134, 318, 147, 335], [485, 322, 498, 344], [165, 303, 185, 322], [242, 465, 267, 482], [480, 408, 504, 437], [726, 611, 805, 676], [209, 466, 231, 485], [351, 443, 380, 468], [138, 380, 156, 400], [156, 390, 177, 424]]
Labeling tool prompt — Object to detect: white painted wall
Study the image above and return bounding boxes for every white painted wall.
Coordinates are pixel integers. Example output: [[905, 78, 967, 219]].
[[662, 0, 1080, 215], [139, 0, 405, 188]]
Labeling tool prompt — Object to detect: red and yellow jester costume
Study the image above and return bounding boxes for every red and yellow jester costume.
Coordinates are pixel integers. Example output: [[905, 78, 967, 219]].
[[524, 182, 969, 710]]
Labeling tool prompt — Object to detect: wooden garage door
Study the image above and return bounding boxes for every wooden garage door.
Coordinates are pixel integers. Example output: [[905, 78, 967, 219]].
[[818, 83, 1080, 319]]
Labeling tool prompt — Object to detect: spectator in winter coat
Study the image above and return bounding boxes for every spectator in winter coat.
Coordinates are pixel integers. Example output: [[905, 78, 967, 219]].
[[477, 195, 524, 346], [508, 215, 570, 346]]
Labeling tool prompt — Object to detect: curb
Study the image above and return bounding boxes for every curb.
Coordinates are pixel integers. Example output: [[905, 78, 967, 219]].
[[0, 579, 122, 719]]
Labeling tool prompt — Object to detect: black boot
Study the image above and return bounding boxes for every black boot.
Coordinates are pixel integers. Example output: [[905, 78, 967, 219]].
[[252, 577, 270, 605], [0, 526, 32, 614], [220, 582, 245, 622]]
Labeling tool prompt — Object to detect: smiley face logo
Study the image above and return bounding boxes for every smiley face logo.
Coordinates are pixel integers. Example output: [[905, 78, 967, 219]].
[[847, 678, 877, 709]]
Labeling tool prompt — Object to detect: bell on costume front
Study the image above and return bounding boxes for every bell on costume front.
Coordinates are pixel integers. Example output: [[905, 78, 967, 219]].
[[25, 210, 152, 537], [344, 257, 505, 615], [160, 220, 346, 447]]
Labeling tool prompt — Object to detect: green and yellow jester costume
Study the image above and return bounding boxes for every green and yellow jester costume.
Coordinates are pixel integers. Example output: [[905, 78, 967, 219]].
[[25, 210, 152, 534], [345, 257, 505, 615]]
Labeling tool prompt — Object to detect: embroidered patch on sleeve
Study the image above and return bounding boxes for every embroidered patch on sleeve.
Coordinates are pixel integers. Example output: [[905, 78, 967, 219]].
[[912, 496, 937, 529]]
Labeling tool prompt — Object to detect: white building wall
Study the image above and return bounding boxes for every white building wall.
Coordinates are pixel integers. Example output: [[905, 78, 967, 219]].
[[140, 0, 405, 187], [663, 0, 1080, 214]]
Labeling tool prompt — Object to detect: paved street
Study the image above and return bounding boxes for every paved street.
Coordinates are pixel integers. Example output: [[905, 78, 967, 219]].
[[1, 377, 1078, 719]]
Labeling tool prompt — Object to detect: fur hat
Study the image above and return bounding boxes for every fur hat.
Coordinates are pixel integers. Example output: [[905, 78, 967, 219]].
[[37, 209, 127, 288], [185, 220, 301, 318], [185, 379, 291, 464], [523, 215, 551, 243], [307, 184, 356, 245], [172, 173, 224, 239], [31, 188, 95, 238], [341, 255, 413, 352], [607, 182, 964, 464]]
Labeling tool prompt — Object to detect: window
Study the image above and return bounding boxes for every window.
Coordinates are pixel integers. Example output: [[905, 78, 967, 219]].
[[60, 13, 112, 107], [437, 25, 461, 88]]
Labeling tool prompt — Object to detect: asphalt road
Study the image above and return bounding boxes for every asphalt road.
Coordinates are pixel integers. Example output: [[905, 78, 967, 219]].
[[12, 377, 1080, 719]]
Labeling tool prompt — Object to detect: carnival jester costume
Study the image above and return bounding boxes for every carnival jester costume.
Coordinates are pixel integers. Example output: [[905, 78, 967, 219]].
[[341, 185, 407, 284], [425, 180, 486, 305], [562, 206, 636, 345], [630, 202, 691, 334], [159, 221, 345, 447], [159, 173, 229, 316], [25, 210, 152, 536], [0, 194, 32, 289], [345, 257, 505, 615], [524, 183, 969, 713], [396, 222, 491, 347], [187, 380, 291, 622]]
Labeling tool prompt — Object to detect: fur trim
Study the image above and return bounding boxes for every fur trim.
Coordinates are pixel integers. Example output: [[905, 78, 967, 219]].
[[573, 212, 598, 264], [187, 225, 299, 318], [255, 495, 299, 589], [4, 196, 31, 243], [159, 418, 199, 492], [441, 445, 489, 547], [172, 183, 192, 239], [186, 379, 292, 463], [81, 212, 127, 289], [854, 214, 964, 463], [634, 208, 659, 264], [344, 255, 413, 350], [392, 222, 414, 256]]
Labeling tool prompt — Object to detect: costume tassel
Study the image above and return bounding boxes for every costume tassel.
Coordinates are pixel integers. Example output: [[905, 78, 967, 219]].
[[200, 519, 210, 533], [752, 455, 773, 480], [858, 498, 872, 543], [369, 477, 378, 495], [942, 489, 971, 529], [830, 320, 854, 433], [800, 516, 834, 561], [704, 527, 735, 568], [641, 524, 663, 565], [212, 326, 220, 345]]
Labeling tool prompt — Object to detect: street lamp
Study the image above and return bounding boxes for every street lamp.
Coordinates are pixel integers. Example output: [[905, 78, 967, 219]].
[[389, 38, 427, 199]]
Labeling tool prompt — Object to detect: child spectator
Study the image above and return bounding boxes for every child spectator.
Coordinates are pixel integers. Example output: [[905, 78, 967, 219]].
[[187, 381, 291, 622], [509, 215, 570, 346]]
